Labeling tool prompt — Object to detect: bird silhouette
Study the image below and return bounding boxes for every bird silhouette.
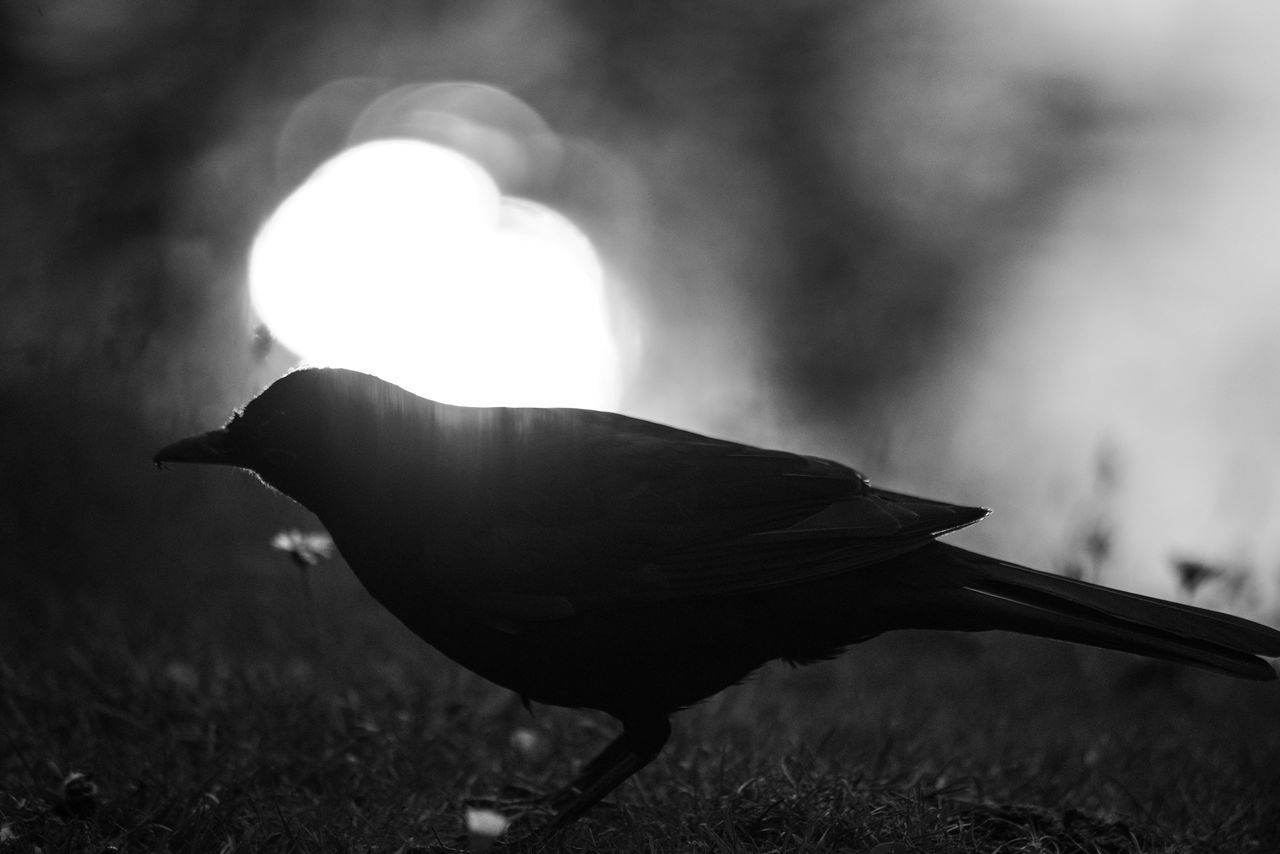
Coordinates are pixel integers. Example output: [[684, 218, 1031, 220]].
[[155, 367, 1280, 831]]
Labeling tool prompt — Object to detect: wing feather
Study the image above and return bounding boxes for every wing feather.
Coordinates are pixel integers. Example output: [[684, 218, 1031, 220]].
[[447, 407, 986, 618]]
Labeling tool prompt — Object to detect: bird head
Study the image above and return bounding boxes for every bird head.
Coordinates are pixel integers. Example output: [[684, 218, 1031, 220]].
[[153, 368, 417, 510]]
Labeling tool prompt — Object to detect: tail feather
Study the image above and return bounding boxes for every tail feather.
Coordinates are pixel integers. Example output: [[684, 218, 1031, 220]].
[[937, 545, 1280, 681]]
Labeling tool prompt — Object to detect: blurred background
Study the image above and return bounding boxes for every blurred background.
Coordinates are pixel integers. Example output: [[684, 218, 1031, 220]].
[[4, 0, 1280, 621]]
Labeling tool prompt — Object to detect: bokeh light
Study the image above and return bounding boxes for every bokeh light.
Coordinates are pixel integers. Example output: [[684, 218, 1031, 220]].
[[249, 86, 618, 409]]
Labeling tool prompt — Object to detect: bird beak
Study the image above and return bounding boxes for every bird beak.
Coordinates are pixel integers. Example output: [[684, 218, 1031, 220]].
[[153, 429, 240, 469]]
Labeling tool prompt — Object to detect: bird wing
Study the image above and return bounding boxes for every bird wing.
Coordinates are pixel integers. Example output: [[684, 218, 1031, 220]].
[[441, 408, 986, 620]]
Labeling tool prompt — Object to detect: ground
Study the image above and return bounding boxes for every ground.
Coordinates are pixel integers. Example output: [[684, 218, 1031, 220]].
[[3, 560, 1278, 853]]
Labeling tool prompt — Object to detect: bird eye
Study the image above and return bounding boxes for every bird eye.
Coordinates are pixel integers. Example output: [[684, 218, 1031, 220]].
[[264, 448, 298, 467]]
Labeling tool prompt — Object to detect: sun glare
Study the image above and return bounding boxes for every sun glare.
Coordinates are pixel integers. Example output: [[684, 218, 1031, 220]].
[[249, 137, 619, 409]]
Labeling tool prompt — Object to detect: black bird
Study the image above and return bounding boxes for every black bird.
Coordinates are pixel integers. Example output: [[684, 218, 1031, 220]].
[[155, 367, 1280, 830]]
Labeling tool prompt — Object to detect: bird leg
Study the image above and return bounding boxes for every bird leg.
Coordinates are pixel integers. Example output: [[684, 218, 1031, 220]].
[[545, 716, 671, 833]]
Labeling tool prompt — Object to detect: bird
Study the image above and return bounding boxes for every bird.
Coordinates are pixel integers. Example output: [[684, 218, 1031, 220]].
[[155, 367, 1280, 832]]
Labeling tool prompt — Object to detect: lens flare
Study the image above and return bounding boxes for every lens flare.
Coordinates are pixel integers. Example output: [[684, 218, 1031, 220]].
[[249, 138, 619, 409]]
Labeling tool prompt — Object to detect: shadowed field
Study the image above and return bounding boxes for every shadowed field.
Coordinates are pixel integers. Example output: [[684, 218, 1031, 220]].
[[4, 558, 1278, 854]]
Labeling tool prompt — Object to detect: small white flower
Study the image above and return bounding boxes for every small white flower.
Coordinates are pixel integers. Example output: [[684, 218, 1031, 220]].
[[271, 529, 334, 567], [465, 807, 509, 851]]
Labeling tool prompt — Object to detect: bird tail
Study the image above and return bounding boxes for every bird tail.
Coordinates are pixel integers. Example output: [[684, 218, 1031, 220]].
[[928, 544, 1280, 681]]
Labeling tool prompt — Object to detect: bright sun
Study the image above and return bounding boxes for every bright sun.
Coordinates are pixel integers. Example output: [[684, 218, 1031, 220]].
[[248, 138, 619, 409]]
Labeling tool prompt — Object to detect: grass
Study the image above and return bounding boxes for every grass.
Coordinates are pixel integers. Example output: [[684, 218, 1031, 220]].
[[3, 560, 1279, 853]]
